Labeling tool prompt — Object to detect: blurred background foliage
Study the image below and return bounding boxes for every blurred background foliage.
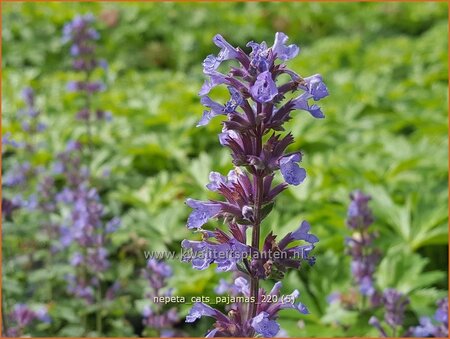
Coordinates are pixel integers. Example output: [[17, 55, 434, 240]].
[[2, 1, 448, 337]]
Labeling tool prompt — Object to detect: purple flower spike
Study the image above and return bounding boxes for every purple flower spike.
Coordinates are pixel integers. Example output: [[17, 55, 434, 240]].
[[22, 87, 35, 107], [184, 32, 326, 337], [186, 199, 222, 229], [279, 153, 306, 186], [251, 312, 280, 337], [383, 289, 409, 328], [250, 71, 278, 103], [347, 190, 374, 229], [11, 304, 36, 327], [272, 32, 300, 61]]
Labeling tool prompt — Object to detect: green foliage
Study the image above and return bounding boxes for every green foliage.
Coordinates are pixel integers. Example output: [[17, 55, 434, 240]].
[[2, 2, 448, 337]]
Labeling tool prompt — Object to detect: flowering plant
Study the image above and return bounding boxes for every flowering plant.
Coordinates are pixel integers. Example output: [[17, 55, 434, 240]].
[[183, 32, 328, 337]]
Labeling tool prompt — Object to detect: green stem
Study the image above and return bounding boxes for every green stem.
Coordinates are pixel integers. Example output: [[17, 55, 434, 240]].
[[83, 69, 94, 171], [2, 297, 8, 336], [96, 280, 102, 336]]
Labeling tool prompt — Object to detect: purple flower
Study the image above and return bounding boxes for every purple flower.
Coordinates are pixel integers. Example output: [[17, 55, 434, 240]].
[[87, 247, 109, 271], [250, 71, 278, 103], [4, 162, 34, 187], [279, 220, 319, 246], [347, 190, 374, 229], [142, 259, 180, 335], [199, 71, 228, 95], [212, 34, 240, 61], [344, 190, 380, 301], [435, 297, 448, 325], [247, 41, 270, 72], [2, 132, 20, 150], [303, 74, 329, 101], [70, 252, 84, 266], [147, 258, 173, 278], [383, 289, 409, 328], [224, 86, 243, 113], [186, 198, 222, 229], [67, 81, 80, 92], [197, 96, 227, 127], [279, 153, 306, 186], [186, 280, 306, 337], [66, 276, 95, 303], [234, 277, 250, 296], [411, 317, 437, 337], [253, 223, 317, 280], [203, 54, 222, 74], [35, 306, 51, 324], [206, 170, 238, 191], [186, 302, 229, 324], [86, 81, 105, 93], [63, 14, 110, 125], [408, 298, 448, 337], [22, 87, 35, 107], [202, 35, 240, 75], [359, 276, 375, 296], [10, 304, 36, 327], [272, 32, 300, 61], [215, 278, 233, 295], [105, 217, 121, 233], [181, 237, 250, 271], [291, 92, 325, 118], [251, 312, 280, 337]]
